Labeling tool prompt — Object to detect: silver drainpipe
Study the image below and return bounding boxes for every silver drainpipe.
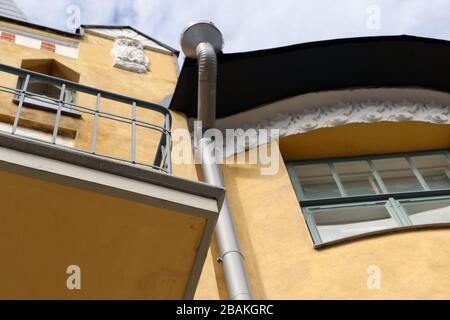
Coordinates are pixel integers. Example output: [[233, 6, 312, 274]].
[[181, 22, 253, 300]]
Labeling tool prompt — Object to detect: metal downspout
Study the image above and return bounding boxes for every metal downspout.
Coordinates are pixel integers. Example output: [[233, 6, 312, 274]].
[[181, 22, 253, 300]]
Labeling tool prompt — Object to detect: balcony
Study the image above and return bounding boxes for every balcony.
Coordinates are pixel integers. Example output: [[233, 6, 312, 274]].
[[0, 63, 224, 299]]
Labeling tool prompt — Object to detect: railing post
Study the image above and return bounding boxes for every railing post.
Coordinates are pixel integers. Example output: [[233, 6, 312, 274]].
[[52, 83, 66, 144], [0, 63, 172, 173], [164, 112, 172, 174], [91, 93, 101, 154], [153, 112, 172, 173], [12, 74, 30, 135], [131, 102, 137, 164]]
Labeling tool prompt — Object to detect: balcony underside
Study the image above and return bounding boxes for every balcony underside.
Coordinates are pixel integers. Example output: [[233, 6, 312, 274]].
[[0, 133, 224, 299]]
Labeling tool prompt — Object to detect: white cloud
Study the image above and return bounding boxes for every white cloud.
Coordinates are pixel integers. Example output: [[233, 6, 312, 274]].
[[14, 0, 450, 53]]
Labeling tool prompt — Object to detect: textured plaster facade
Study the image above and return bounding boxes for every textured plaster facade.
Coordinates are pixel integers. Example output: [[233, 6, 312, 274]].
[[196, 121, 450, 300], [2, 16, 450, 301], [0, 19, 197, 179], [0, 18, 207, 299]]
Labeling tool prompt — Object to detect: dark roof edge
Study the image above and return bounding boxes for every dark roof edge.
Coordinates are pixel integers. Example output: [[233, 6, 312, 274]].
[[82, 24, 180, 56], [222, 34, 450, 59], [171, 34, 450, 118], [0, 15, 83, 38]]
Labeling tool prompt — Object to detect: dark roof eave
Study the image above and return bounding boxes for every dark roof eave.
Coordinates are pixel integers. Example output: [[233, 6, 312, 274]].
[[0, 17, 179, 56], [0, 15, 83, 38], [170, 34, 450, 119]]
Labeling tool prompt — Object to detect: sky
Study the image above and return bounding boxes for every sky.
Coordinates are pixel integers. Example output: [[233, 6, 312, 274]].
[[14, 0, 450, 53]]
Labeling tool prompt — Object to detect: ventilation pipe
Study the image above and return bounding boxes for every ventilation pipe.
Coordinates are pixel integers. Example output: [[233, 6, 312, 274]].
[[181, 22, 253, 300]]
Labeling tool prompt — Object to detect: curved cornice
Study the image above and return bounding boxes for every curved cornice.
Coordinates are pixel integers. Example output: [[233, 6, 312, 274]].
[[172, 35, 450, 118], [222, 99, 448, 137], [207, 88, 450, 157]]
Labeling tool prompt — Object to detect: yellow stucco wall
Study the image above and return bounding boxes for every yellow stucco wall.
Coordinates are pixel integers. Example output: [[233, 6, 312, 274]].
[[5, 19, 450, 301], [0, 170, 206, 299], [196, 122, 450, 300], [280, 121, 450, 161], [0, 20, 206, 299], [0, 20, 196, 180]]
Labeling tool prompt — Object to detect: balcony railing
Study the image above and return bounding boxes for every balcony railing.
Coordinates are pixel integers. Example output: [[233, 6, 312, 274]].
[[0, 63, 172, 173]]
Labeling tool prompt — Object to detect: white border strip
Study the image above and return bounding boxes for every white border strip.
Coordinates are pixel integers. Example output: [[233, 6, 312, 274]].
[[0, 24, 79, 58]]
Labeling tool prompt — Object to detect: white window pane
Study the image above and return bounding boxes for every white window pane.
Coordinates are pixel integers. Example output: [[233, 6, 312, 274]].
[[334, 161, 381, 196], [311, 204, 395, 243], [294, 164, 340, 200], [402, 199, 450, 225], [411, 155, 450, 190], [373, 158, 422, 193]]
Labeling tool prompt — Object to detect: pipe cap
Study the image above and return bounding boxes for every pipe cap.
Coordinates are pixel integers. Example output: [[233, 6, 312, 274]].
[[181, 21, 224, 58]]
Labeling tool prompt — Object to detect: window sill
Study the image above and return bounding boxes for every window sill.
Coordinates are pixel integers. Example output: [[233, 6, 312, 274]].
[[313, 223, 450, 250], [13, 97, 82, 119]]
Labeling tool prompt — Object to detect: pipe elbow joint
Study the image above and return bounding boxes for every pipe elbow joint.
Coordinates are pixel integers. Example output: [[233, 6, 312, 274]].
[[196, 42, 218, 82]]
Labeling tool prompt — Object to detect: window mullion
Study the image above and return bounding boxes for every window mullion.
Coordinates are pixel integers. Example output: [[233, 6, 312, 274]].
[[406, 157, 431, 191], [388, 198, 412, 226], [288, 150, 450, 248], [385, 198, 403, 227], [329, 163, 347, 198], [368, 160, 388, 194]]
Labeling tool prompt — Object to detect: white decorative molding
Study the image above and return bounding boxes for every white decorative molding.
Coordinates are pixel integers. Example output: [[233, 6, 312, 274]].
[[0, 24, 80, 58], [208, 98, 450, 158], [111, 37, 149, 74], [226, 100, 449, 137], [0, 24, 79, 47]]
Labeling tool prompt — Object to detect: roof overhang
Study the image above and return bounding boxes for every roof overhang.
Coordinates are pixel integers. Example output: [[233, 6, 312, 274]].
[[0, 133, 224, 299], [170, 35, 450, 119], [0, 15, 82, 38], [0, 17, 179, 56]]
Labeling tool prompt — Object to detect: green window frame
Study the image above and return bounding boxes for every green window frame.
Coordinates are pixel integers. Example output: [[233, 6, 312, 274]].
[[287, 149, 450, 248], [15, 76, 79, 117]]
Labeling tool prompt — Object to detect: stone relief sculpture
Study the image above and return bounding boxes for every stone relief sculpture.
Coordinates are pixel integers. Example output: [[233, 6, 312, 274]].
[[213, 100, 450, 157], [224, 100, 449, 137], [111, 37, 149, 73]]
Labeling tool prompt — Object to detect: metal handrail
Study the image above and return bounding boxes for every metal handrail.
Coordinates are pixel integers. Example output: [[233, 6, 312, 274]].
[[0, 63, 172, 173]]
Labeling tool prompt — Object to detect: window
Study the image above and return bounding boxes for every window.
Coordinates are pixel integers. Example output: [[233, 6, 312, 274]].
[[287, 150, 450, 248], [14, 59, 80, 117], [17, 77, 76, 103]]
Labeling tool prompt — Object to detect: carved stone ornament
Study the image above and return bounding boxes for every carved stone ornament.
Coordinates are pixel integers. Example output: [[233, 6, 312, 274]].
[[111, 37, 149, 73], [214, 100, 450, 157], [226, 100, 449, 136]]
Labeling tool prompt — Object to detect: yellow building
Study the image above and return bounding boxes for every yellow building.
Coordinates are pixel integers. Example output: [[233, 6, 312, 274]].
[[171, 25, 450, 300], [0, 2, 449, 300], [0, 5, 225, 300]]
